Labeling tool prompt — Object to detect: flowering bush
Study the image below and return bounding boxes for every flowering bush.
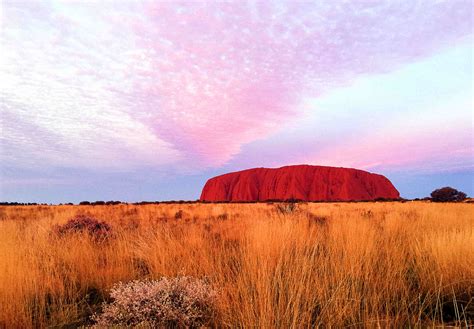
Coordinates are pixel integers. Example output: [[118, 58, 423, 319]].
[[52, 214, 112, 241], [92, 277, 217, 327]]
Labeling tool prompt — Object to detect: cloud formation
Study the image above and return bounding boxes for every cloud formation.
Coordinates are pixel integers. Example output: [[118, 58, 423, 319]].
[[130, 1, 472, 166], [224, 42, 472, 175], [1, 1, 471, 173]]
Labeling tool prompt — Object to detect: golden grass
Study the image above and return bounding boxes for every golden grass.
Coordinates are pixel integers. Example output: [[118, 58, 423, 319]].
[[0, 202, 472, 327]]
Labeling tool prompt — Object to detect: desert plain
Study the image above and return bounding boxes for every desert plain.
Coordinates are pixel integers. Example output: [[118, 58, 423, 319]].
[[0, 201, 472, 327]]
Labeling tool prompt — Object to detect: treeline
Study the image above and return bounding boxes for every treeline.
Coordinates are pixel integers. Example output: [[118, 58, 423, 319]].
[[78, 200, 201, 206], [78, 201, 122, 206], [1, 200, 402, 206], [0, 202, 49, 206], [0, 200, 200, 206], [78, 200, 199, 205], [1, 187, 469, 206]]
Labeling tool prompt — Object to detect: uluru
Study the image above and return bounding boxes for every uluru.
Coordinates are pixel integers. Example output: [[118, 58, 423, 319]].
[[200, 165, 400, 202]]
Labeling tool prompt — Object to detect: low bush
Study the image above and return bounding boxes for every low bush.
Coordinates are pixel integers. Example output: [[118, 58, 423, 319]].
[[216, 213, 229, 220], [430, 187, 467, 202], [175, 210, 184, 220], [105, 200, 121, 205], [276, 202, 298, 214], [307, 213, 329, 226], [92, 277, 217, 327], [52, 214, 112, 241]]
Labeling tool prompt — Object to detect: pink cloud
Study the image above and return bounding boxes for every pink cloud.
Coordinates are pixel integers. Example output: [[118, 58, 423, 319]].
[[220, 41, 473, 174], [1, 1, 472, 172], [300, 92, 474, 173], [125, 1, 472, 166]]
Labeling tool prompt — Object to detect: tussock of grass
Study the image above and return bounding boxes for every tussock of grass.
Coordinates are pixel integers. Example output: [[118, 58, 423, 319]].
[[0, 202, 472, 327]]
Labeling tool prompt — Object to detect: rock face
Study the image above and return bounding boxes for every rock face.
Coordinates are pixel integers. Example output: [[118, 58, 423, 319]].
[[200, 165, 400, 202]]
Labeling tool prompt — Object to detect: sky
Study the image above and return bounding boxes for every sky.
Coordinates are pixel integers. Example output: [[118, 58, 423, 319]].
[[1, 1, 473, 203]]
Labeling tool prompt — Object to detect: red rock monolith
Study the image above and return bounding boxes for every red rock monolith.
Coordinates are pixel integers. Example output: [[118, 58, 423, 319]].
[[200, 165, 400, 202]]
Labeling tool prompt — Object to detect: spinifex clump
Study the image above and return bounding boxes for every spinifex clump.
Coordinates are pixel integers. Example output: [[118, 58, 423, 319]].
[[52, 214, 112, 242]]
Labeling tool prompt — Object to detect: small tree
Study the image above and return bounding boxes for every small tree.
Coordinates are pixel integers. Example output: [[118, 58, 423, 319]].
[[430, 187, 467, 202]]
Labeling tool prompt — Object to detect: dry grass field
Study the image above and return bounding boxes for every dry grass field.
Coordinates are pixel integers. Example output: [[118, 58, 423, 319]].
[[0, 202, 473, 328]]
